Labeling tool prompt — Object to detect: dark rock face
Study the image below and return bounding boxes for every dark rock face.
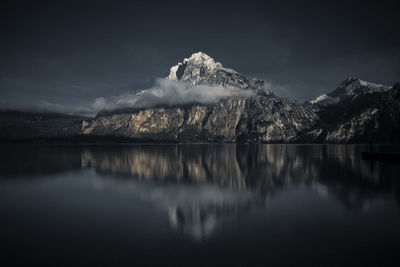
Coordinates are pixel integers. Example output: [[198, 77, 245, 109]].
[[309, 76, 392, 111], [329, 76, 391, 99], [301, 82, 400, 143]]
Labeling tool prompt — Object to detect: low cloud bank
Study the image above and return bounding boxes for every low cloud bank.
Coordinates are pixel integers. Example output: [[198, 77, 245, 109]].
[[1, 78, 255, 117], [91, 78, 254, 112]]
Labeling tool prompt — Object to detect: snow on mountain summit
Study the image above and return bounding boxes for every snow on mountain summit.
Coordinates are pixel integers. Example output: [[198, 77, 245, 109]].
[[310, 77, 392, 107], [167, 52, 236, 84], [166, 52, 266, 90], [182, 52, 223, 70], [330, 76, 392, 98]]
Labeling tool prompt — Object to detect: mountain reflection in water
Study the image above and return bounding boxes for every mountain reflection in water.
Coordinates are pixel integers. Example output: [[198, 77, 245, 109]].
[[1, 144, 399, 241], [81, 144, 400, 209], [1, 144, 400, 266]]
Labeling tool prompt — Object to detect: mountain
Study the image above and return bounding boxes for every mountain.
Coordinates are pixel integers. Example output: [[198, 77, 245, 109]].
[[166, 52, 266, 90], [301, 81, 400, 143], [1, 52, 399, 143], [309, 77, 392, 109], [82, 52, 318, 142]]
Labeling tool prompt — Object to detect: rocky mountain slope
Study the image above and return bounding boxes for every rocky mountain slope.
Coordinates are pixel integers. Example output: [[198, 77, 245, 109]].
[[301, 80, 400, 143], [82, 52, 318, 142], [309, 77, 392, 110]]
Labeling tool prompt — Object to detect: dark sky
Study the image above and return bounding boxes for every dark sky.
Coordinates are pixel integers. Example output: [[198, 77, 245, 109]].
[[1, 0, 399, 113]]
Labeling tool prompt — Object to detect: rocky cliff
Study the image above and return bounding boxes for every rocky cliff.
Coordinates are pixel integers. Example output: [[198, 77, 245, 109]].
[[309, 76, 392, 110], [82, 52, 318, 142], [301, 80, 400, 143]]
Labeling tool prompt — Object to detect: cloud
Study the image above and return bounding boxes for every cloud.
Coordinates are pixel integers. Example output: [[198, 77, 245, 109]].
[[0, 78, 255, 117], [90, 78, 255, 112], [262, 80, 293, 99]]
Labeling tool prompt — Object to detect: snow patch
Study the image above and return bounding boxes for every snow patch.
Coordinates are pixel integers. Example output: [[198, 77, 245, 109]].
[[310, 93, 329, 104]]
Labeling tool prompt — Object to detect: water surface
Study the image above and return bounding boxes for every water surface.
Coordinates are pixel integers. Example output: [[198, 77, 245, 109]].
[[1, 144, 400, 266]]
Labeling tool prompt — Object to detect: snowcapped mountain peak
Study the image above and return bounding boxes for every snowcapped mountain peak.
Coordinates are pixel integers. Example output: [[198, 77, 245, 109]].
[[344, 76, 359, 82], [339, 76, 359, 87], [188, 51, 211, 59], [184, 52, 215, 66], [309, 77, 392, 108], [331, 77, 391, 98], [166, 52, 266, 90], [167, 52, 227, 82]]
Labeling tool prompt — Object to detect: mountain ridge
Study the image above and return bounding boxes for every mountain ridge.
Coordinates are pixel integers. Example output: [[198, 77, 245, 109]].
[[1, 52, 399, 143], [309, 76, 392, 108]]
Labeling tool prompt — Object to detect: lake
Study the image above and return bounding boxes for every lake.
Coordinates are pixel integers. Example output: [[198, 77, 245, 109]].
[[1, 144, 400, 266]]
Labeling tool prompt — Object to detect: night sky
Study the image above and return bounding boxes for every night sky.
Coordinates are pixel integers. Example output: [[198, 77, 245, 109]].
[[1, 0, 399, 114]]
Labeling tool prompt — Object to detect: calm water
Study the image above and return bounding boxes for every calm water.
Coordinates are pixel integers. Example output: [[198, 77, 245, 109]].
[[1, 144, 400, 266]]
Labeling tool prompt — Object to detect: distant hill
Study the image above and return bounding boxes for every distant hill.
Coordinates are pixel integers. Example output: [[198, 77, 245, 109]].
[[0, 110, 85, 142]]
